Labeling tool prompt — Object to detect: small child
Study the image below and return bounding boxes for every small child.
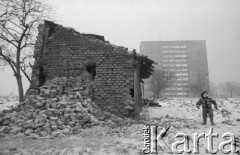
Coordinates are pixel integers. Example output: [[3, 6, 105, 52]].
[[196, 91, 218, 125]]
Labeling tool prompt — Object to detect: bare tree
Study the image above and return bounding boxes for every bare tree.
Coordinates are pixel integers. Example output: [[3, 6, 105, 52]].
[[219, 81, 240, 97], [209, 81, 218, 97], [188, 71, 209, 97], [0, 0, 53, 101], [148, 69, 175, 98], [225, 82, 235, 97]]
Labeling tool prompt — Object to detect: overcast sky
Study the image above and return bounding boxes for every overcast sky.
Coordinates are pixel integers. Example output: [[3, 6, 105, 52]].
[[0, 0, 240, 96]]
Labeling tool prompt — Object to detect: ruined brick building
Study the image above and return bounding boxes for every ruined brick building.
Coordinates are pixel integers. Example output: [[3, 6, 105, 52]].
[[27, 21, 154, 117]]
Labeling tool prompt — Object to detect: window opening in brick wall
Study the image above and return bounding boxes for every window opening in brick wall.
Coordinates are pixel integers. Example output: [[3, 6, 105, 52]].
[[130, 88, 134, 98], [39, 66, 46, 87], [86, 64, 96, 80]]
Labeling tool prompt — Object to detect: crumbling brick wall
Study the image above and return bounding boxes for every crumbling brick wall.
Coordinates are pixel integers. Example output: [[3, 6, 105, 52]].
[[29, 21, 135, 117]]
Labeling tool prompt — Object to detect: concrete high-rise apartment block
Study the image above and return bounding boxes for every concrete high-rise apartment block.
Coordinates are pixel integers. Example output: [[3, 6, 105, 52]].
[[140, 40, 210, 97]]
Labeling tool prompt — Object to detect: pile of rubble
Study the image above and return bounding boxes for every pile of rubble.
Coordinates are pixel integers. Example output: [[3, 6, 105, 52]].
[[27, 71, 94, 98], [0, 76, 128, 137]]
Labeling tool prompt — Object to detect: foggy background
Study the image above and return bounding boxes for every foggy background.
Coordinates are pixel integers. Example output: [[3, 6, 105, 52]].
[[0, 0, 240, 96]]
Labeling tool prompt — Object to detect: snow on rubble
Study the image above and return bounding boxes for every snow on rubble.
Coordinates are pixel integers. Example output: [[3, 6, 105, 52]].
[[0, 77, 135, 138]]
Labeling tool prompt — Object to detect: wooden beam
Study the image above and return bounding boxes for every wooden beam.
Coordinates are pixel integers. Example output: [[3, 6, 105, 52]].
[[134, 61, 141, 120]]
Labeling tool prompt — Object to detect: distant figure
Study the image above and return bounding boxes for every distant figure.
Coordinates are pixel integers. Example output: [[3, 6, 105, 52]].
[[196, 91, 218, 125]]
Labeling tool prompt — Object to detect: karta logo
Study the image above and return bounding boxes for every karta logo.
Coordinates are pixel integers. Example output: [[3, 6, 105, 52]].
[[142, 125, 239, 154]]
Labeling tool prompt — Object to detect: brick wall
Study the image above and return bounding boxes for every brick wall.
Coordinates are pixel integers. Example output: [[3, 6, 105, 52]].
[[29, 21, 135, 117]]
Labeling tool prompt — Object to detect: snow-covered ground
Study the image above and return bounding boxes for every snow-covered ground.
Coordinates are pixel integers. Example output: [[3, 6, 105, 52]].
[[0, 101, 18, 111], [147, 98, 240, 155], [0, 98, 239, 155]]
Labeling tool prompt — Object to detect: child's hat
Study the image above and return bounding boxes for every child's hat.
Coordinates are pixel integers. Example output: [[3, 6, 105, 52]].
[[201, 90, 208, 98]]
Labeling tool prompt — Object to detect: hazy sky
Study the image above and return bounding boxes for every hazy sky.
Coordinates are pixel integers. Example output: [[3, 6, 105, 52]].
[[0, 0, 240, 96]]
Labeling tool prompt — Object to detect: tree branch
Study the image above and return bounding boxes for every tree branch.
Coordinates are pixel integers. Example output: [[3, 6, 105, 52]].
[[0, 47, 17, 75]]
